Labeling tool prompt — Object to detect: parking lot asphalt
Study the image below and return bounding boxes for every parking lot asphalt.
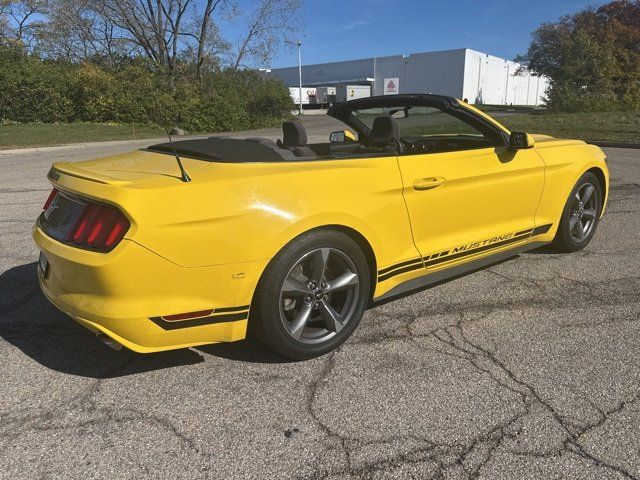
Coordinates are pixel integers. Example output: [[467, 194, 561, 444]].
[[0, 131, 639, 479]]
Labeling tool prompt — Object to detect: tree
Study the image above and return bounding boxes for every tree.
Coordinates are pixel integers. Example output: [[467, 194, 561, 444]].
[[596, 0, 640, 105], [32, 0, 127, 62], [519, 0, 640, 111], [0, 0, 48, 48], [1, 0, 302, 73], [193, 0, 230, 76], [96, 0, 196, 70], [232, 0, 302, 72]]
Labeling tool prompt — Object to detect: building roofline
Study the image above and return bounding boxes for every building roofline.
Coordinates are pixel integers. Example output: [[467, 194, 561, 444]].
[[269, 47, 475, 72]]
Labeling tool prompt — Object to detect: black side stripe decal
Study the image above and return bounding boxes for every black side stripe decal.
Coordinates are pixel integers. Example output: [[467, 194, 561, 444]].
[[150, 306, 250, 330], [532, 223, 552, 235], [423, 232, 531, 268], [426, 250, 450, 260], [515, 228, 535, 237], [377, 224, 553, 283], [210, 305, 250, 313], [378, 257, 422, 275], [378, 262, 424, 282]]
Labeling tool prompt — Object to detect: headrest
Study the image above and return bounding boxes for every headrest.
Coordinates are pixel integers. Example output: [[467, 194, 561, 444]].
[[282, 121, 308, 147], [368, 115, 400, 147]]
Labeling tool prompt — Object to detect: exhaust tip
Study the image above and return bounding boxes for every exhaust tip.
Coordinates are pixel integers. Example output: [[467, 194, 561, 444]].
[[97, 333, 123, 351]]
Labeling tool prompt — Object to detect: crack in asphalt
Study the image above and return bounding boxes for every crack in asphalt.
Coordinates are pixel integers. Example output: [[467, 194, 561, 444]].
[[298, 250, 640, 478], [0, 358, 209, 461], [1, 148, 639, 479], [2, 246, 639, 479]]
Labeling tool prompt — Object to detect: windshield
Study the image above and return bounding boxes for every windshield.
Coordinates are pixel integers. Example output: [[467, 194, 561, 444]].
[[352, 106, 484, 138]]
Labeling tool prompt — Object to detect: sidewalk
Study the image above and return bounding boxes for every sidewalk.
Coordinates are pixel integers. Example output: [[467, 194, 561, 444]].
[[0, 114, 340, 156], [0, 135, 209, 156]]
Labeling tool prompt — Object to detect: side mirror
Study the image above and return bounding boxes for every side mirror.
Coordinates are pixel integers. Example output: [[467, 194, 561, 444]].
[[390, 108, 408, 119], [509, 131, 535, 150], [330, 130, 356, 143]]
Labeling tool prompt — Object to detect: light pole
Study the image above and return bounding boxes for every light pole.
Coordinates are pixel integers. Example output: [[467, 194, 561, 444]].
[[504, 62, 510, 105], [297, 40, 303, 115]]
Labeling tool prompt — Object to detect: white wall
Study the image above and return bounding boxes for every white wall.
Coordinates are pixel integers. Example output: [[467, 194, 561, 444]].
[[270, 48, 549, 106], [399, 49, 466, 98], [270, 57, 376, 86], [371, 55, 405, 95], [463, 49, 548, 106]]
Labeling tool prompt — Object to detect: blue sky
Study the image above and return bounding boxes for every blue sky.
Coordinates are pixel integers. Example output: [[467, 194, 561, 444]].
[[239, 0, 608, 68]]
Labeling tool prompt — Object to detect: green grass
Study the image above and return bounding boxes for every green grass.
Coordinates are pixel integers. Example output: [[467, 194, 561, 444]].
[[493, 111, 640, 143], [475, 104, 545, 114], [0, 123, 167, 150], [357, 109, 639, 143], [0, 111, 638, 150]]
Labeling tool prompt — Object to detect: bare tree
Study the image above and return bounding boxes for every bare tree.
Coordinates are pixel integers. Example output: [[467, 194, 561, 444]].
[[192, 0, 226, 75], [0, 2, 11, 42], [94, 0, 234, 71], [232, 0, 302, 72], [95, 0, 189, 69], [0, 0, 49, 47], [34, 0, 126, 61], [1, 0, 304, 73]]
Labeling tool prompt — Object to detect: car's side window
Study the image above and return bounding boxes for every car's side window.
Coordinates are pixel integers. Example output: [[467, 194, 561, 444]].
[[399, 106, 498, 154], [396, 106, 479, 136], [353, 105, 503, 155]]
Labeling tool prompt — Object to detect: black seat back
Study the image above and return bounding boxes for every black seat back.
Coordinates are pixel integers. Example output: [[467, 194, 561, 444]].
[[354, 115, 400, 154], [280, 121, 315, 157], [365, 115, 400, 147]]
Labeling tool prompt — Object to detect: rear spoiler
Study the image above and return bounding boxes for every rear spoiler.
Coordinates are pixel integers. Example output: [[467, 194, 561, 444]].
[[48, 163, 130, 186]]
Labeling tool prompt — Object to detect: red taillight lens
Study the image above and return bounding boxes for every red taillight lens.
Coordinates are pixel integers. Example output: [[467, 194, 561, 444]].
[[43, 188, 58, 210], [66, 202, 130, 251]]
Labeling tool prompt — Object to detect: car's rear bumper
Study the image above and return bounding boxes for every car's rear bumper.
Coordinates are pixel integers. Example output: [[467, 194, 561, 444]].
[[33, 226, 267, 353]]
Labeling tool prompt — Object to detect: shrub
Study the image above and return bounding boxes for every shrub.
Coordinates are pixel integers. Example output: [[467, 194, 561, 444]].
[[0, 46, 294, 132]]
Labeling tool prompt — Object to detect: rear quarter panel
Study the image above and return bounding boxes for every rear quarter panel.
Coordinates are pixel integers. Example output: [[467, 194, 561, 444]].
[[120, 156, 419, 274]]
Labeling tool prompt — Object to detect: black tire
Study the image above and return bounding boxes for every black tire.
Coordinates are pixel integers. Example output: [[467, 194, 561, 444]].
[[552, 172, 602, 253], [250, 230, 370, 360]]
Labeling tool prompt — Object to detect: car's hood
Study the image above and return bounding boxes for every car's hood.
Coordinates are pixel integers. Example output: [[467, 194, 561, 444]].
[[530, 134, 586, 148]]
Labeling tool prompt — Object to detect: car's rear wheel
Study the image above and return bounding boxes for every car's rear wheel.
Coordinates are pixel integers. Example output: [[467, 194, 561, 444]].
[[552, 172, 602, 253], [251, 230, 370, 360]]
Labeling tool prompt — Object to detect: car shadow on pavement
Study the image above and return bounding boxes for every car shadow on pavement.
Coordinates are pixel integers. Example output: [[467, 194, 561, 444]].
[[196, 337, 296, 364], [0, 262, 205, 379], [528, 244, 561, 254]]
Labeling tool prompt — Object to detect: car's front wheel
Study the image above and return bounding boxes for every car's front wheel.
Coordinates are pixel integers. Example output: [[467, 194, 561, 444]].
[[251, 230, 370, 360], [552, 171, 602, 252]]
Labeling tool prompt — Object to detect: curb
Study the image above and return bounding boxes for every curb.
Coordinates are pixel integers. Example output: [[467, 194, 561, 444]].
[[0, 133, 332, 155], [589, 141, 640, 149], [3, 136, 637, 155], [0, 135, 209, 155]]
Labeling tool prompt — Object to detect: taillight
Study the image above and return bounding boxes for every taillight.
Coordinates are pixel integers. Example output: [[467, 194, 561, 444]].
[[66, 202, 130, 251], [43, 188, 58, 210]]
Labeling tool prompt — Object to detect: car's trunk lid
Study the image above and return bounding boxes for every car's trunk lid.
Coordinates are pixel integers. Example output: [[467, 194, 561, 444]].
[[50, 150, 210, 186]]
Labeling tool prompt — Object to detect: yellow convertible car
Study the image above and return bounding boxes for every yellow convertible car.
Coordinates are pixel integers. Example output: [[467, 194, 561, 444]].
[[34, 94, 609, 359]]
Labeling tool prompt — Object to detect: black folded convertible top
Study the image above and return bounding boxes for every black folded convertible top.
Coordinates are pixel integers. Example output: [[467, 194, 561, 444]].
[[147, 137, 286, 163]]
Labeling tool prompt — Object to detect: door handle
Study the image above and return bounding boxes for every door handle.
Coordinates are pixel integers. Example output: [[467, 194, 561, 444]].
[[413, 177, 446, 190]]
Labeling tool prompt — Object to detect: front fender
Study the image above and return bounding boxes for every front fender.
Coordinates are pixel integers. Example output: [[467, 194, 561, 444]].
[[534, 143, 609, 237]]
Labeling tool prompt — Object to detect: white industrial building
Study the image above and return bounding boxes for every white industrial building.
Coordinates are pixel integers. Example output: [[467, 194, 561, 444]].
[[269, 48, 549, 106]]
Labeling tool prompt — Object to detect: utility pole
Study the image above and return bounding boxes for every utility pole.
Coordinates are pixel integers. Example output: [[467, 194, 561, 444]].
[[504, 62, 510, 105], [297, 40, 303, 115]]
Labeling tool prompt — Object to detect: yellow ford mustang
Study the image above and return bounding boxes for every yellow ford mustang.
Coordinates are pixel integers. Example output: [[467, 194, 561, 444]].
[[33, 94, 609, 359]]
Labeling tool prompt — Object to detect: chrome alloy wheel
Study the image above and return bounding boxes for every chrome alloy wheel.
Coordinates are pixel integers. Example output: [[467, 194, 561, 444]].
[[569, 182, 598, 243], [279, 248, 360, 344]]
